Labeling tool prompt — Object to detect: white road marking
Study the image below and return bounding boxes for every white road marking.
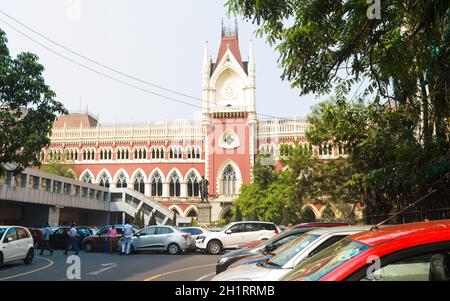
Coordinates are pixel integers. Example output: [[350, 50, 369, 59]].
[[195, 272, 215, 281], [87, 263, 117, 275], [0, 257, 54, 281]]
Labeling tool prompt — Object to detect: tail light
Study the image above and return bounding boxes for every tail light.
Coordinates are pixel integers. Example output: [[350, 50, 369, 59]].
[[274, 229, 279, 235], [182, 234, 189, 240]]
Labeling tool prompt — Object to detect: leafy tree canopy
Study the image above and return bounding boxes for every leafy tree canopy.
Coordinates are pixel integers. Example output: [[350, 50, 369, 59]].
[[0, 29, 66, 176]]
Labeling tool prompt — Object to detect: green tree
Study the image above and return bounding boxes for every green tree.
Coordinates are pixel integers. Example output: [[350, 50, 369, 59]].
[[40, 157, 76, 179], [227, 1, 449, 148], [233, 206, 243, 222], [0, 29, 66, 176]]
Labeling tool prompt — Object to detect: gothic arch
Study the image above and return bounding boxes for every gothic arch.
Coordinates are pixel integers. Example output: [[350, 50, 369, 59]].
[[167, 168, 183, 181], [185, 205, 198, 218], [301, 204, 321, 221], [130, 168, 148, 183], [216, 160, 242, 196], [95, 168, 113, 184], [112, 169, 130, 185], [169, 205, 182, 216], [79, 169, 95, 183], [183, 168, 202, 183], [219, 206, 233, 220], [148, 168, 166, 183]]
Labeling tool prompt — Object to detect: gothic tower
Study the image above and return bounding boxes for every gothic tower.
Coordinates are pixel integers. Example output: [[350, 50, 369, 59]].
[[202, 21, 257, 210]]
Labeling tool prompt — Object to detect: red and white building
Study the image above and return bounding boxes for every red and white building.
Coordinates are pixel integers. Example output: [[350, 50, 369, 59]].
[[44, 25, 344, 222]]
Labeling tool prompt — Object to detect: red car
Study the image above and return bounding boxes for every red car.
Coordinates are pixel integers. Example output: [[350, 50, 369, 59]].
[[238, 222, 351, 249], [282, 219, 450, 281]]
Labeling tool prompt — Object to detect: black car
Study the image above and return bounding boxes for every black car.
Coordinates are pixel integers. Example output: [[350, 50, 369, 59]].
[[49, 226, 93, 250], [216, 227, 318, 274]]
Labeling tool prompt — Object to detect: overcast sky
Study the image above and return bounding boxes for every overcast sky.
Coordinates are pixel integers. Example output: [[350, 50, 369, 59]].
[[0, 0, 324, 123]]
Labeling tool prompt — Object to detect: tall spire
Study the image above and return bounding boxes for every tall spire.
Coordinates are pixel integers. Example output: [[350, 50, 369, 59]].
[[249, 39, 255, 66], [203, 40, 209, 66]]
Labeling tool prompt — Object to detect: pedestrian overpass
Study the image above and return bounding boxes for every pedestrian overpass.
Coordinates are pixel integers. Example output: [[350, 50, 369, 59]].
[[0, 165, 174, 227]]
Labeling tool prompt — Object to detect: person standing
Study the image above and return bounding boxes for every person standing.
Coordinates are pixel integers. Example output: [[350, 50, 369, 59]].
[[64, 223, 80, 255], [107, 225, 118, 254], [40, 223, 54, 255], [121, 221, 133, 256]]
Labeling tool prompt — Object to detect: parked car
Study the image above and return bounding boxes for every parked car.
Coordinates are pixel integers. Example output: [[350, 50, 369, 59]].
[[180, 227, 207, 241], [28, 228, 44, 249], [238, 222, 350, 249], [49, 226, 93, 249], [0, 226, 35, 269], [211, 225, 373, 281], [82, 224, 140, 252], [282, 219, 450, 281], [120, 225, 193, 255], [217, 227, 319, 274], [196, 221, 280, 255]]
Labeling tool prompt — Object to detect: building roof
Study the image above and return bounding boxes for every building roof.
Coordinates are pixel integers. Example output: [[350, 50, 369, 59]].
[[53, 111, 99, 128], [212, 25, 247, 74], [351, 219, 450, 247]]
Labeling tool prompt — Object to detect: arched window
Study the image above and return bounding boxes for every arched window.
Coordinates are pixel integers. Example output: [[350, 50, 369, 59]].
[[169, 172, 180, 197], [186, 209, 197, 218], [221, 164, 237, 196], [151, 171, 163, 197], [151, 148, 156, 159], [99, 172, 110, 188], [133, 171, 145, 194], [187, 172, 200, 197], [116, 172, 127, 188], [169, 147, 174, 159], [160, 148, 165, 159], [82, 173, 92, 184], [186, 147, 192, 159]]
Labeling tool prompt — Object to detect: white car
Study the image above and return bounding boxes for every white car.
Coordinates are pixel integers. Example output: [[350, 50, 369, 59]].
[[196, 221, 279, 255], [0, 226, 35, 269], [211, 225, 373, 281]]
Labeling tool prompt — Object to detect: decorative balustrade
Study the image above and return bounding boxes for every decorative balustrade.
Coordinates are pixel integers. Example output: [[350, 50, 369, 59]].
[[50, 121, 205, 144], [257, 117, 309, 140]]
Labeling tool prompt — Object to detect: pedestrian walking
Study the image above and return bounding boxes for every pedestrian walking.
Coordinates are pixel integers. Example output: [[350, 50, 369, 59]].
[[40, 223, 54, 256], [121, 221, 133, 255], [107, 225, 118, 254], [64, 222, 80, 255]]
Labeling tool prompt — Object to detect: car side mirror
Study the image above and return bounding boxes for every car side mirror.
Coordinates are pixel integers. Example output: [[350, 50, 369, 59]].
[[135, 233, 141, 237], [225, 230, 232, 235]]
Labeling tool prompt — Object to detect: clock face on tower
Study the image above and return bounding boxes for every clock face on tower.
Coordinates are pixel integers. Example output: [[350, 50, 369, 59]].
[[222, 83, 237, 99]]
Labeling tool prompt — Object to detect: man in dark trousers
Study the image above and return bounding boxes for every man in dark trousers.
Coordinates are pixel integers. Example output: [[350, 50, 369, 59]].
[[40, 223, 54, 255], [64, 222, 80, 255]]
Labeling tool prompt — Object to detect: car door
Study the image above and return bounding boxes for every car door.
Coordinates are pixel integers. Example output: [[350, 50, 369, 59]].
[[51, 228, 68, 249], [16, 227, 31, 258], [94, 228, 109, 250], [1, 227, 20, 261], [155, 227, 175, 250], [133, 227, 157, 251], [224, 224, 246, 248]]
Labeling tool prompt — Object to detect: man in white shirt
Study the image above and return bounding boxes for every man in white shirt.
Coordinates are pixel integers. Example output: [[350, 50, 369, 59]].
[[64, 223, 80, 255], [121, 221, 134, 255]]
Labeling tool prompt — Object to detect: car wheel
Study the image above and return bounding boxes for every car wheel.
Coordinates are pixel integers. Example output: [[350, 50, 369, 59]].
[[207, 240, 222, 255], [167, 243, 180, 255], [0, 253, 3, 269], [84, 242, 94, 252], [24, 248, 34, 265]]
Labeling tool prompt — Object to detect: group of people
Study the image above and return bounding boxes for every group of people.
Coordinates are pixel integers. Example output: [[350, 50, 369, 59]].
[[38, 221, 135, 256]]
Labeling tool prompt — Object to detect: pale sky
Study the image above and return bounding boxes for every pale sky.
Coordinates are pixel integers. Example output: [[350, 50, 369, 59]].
[[0, 0, 324, 123]]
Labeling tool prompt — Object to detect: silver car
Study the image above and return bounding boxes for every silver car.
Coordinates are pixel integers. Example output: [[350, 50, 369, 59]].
[[129, 225, 192, 255]]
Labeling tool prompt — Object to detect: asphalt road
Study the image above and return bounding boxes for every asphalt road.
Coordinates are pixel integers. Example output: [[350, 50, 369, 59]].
[[0, 250, 220, 281]]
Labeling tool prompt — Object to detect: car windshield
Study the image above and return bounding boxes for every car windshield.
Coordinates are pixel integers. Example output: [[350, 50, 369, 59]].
[[266, 234, 320, 267], [0, 228, 6, 240], [281, 238, 371, 281]]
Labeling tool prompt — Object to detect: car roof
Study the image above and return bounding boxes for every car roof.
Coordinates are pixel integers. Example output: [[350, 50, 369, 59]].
[[228, 221, 275, 226], [307, 225, 374, 236], [351, 219, 450, 247]]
